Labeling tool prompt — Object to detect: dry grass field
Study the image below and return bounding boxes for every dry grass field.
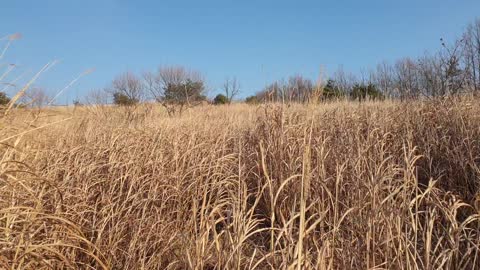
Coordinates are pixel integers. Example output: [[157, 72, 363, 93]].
[[1, 97, 480, 269]]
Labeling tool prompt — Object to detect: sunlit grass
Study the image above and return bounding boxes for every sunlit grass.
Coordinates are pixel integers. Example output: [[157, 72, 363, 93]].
[[1, 97, 480, 269]]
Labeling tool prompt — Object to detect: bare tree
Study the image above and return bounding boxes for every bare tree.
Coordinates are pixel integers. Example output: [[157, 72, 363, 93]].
[[109, 72, 144, 105], [439, 38, 466, 95], [287, 75, 313, 103], [394, 58, 420, 100], [254, 75, 316, 103], [373, 61, 395, 98], [417, 53, 443, 97], [143, 70, 163, 102], [160, 67, 205, 105], [143, 66, 206, 116], [332, 66, 356, 95], [21, 87, 50, 108], [462, 19, 480, 93], [223, 77, 240, 104], [84, 89, 111, 117]]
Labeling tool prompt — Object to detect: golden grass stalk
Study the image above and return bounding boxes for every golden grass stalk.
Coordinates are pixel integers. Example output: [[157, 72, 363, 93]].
[[1, 97, 480, 269]]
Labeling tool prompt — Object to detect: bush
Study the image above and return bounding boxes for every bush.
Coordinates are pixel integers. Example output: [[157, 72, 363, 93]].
[[164, 79, 206, 104], [245, 95, 259, 104], [0, 92, 11, 106], [213, 94, 228, 105], [113, 92, 138, 106], [322, 79, 344, 100], [73, 99, 82, 106], [351, 83, 384, 101]]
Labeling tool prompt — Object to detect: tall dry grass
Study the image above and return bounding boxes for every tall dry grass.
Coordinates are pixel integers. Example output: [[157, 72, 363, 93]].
[[1, 97, 480, 269]]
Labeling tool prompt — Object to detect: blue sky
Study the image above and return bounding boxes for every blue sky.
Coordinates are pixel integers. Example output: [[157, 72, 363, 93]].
[[1, 0, 479, 103]]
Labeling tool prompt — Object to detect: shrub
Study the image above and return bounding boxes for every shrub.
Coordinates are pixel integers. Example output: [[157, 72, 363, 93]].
[[322, 79, 344, 100], [213, 94, 228, 105], [245, 95, 259, 104], [0, 92, 11, 105], [145, 66, 206, 106], [164, 79, 206, 104], [351, 83, 384, 101], [109, 72, 144, 105], [113, 92, 138, 106]]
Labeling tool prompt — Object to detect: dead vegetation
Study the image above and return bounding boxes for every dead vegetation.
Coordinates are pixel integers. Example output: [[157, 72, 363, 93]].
[[0, 97, 479, 269]]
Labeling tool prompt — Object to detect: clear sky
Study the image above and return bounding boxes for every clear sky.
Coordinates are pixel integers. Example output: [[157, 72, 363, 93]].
[[1, 0, 480, 103]]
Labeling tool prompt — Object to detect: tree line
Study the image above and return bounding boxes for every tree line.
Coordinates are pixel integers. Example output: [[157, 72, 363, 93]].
[[103, 18, 479, 107], [99, 66, 241, 113], [1, 18, 478, 109], [246, 18, 480, 103]]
